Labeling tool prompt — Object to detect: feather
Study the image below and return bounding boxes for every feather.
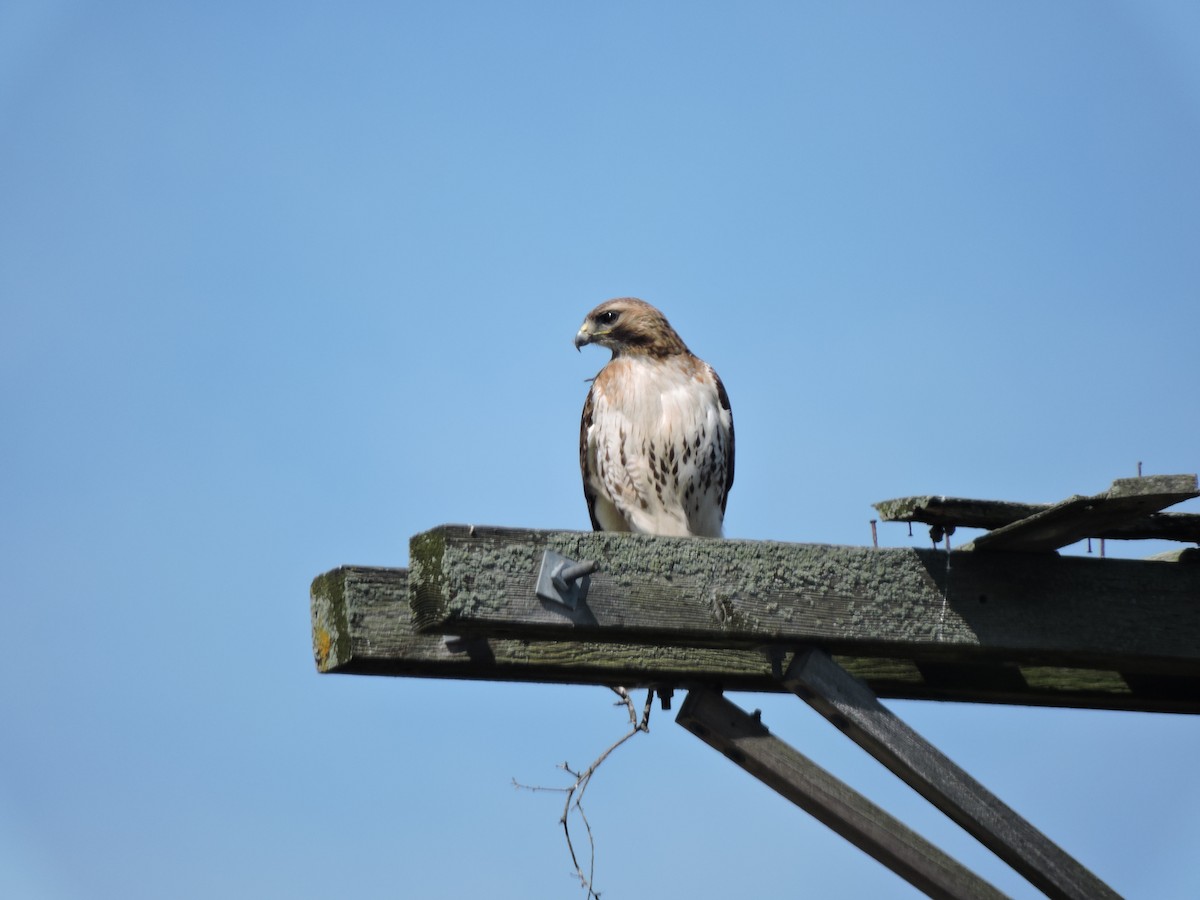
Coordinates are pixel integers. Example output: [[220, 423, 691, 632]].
[[576, 298, 733, 538]]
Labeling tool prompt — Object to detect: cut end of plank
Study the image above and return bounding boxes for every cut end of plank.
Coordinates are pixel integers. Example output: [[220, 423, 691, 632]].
[[1108, 474, 1198, 499], [310, 567, 354, 672], [408, 529, 450, 633]]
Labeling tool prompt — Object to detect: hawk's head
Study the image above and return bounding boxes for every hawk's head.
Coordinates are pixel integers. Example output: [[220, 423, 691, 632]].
[[574, 298, 688, 358]]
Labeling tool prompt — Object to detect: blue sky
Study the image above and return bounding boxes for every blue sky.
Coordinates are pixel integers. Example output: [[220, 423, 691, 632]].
[[2, 2, 1198, 897]]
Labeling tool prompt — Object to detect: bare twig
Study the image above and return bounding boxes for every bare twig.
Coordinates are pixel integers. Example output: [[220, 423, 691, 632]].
[[612, 685, 636, 727], [514, 687, 655, 898]]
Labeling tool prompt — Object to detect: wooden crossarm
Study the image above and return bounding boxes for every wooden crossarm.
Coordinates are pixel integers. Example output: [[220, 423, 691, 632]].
[[407, 526, 1200, 669], [311, 560, 1200, 712]]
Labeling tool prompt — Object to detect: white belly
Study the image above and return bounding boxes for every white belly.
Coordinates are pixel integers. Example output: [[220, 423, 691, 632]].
[[585, 355, 731, 537]]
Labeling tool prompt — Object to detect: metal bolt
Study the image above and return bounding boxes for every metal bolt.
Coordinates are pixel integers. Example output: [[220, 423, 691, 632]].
[[552, 559, 598, 592], [535, 550, 598, 610]]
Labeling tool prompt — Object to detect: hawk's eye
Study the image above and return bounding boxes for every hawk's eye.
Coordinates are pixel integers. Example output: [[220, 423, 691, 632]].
[[597, 310, 619, 326]]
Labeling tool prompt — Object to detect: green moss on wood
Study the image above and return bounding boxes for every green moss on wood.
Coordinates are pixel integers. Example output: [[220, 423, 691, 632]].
[[409, 529, 448, 632], [310, 568, 353, 672]]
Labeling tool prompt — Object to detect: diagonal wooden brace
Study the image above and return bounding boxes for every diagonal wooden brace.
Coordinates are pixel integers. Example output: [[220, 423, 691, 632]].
[[676, 689, 1010, 900], [781, 647, 1119, 900]]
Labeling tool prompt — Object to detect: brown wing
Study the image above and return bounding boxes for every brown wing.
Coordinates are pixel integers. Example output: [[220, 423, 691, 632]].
[[579, 384, 602, 530], [712, 367, 734, 514]]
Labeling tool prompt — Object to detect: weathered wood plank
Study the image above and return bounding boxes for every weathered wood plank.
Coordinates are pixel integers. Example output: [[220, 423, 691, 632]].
[[676, 689, 1012, 900], [968, 475, 1199, 553], [310, 563, 1200, 712], [875, 474, 1200, 545], [874, 496, 1045, 531], [312, 565, 789, 689], [782, 649, 1120, 900], [407, 526, 1200, 674]]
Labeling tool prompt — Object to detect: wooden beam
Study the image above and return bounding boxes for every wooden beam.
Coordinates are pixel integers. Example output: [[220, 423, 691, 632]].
[[875, 495, 1049, 531], [407, 525, 1200, 674], [311, 563, 1200, 712], [782, 649, 1119, 900], [968, 475, 1199, 553], [676, 689, 1011, 900], [875, 474, 1200, 545], [311, 565, 791, 689]]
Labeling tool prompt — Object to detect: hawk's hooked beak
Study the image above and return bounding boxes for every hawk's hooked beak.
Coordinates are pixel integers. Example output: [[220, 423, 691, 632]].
[[574, 326, 593, 351]]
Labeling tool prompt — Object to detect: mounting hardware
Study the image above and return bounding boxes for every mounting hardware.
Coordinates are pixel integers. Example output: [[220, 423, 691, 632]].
[[535, 550, 598, 610], [930, 523, 956, 547], [443, 635, 468, 653]]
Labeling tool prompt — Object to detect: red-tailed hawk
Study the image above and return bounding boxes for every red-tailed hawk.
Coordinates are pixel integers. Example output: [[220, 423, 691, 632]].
[[575, 298, 734, 537]]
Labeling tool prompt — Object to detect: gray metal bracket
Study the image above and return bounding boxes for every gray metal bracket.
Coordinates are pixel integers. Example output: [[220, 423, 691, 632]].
[[534, 550, 597, 610]]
